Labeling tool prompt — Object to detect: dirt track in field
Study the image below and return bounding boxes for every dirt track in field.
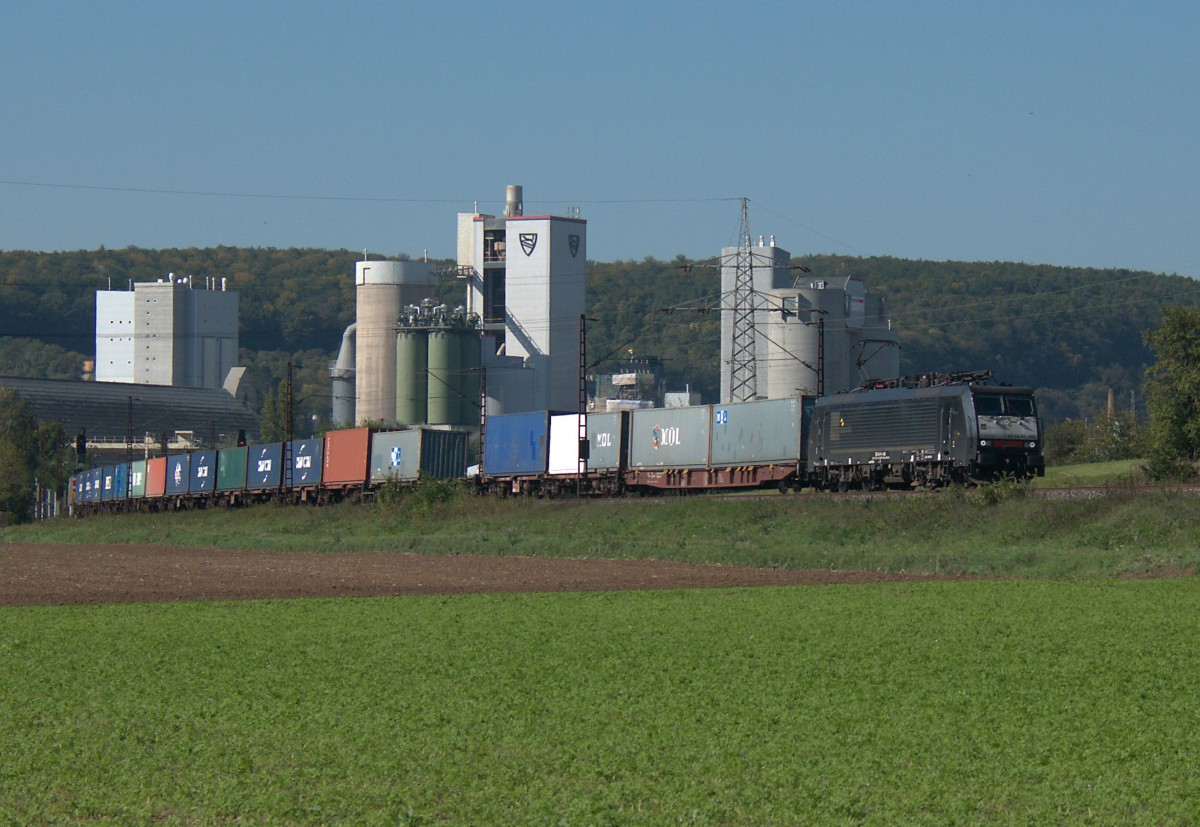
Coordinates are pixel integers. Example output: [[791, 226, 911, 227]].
[[0, 543, 974, 606]]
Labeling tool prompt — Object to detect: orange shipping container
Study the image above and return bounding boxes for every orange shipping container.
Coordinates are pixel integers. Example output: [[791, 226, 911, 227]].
[[322, 427, 372, 488], [146, 456, 168, 498]]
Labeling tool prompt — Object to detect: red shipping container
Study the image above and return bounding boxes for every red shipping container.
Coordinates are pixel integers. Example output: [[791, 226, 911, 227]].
[[322, 427, 372, 488], [146, 456, 168, 498]]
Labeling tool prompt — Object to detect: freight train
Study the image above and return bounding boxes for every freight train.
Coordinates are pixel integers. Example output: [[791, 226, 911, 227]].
[[68, 374, 1044, 514]]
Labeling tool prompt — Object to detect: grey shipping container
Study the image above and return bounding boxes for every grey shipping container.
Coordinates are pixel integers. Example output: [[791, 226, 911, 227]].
[[484, 411, 551, 477], [370, 428, 468, 483], [586, 412, 627, 472], [709, 397, 809, 466], [628, 405, 711, 470]]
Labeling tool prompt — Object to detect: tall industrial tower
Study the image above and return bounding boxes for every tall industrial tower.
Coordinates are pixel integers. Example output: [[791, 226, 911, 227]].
[[458, 185, 586, 413]]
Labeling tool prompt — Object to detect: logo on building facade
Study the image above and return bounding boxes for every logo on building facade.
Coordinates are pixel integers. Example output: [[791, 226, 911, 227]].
[[569, 234, 580, 257], [520, 233, 538, 256]]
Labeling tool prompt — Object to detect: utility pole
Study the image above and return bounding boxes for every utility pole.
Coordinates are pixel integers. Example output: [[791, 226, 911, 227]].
[[282, 360, 295, 494], [577, 314, 594, 499], [126, 395, 133, 500]]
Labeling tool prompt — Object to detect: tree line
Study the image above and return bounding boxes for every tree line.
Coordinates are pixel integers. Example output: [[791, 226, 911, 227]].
[[2, 246, 1194, 421]]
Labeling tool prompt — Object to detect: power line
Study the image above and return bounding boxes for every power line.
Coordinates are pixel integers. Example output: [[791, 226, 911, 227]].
[[0, 178, 741, 208]]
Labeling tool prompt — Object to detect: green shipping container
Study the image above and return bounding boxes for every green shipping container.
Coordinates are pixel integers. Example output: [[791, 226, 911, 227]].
[[217, 446, 249, 492], [130, 459, 147, 498]]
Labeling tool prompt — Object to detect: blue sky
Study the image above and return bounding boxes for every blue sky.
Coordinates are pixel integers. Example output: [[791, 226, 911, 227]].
[[1, 1, 1196, 275]]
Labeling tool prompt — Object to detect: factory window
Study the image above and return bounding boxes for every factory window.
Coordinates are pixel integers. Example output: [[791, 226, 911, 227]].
[[484, 230, 506, 263], [484, 269, 506, 324]]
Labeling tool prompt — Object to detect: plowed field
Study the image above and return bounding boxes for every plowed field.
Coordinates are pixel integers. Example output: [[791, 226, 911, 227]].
[[0, 543, 959, 606]]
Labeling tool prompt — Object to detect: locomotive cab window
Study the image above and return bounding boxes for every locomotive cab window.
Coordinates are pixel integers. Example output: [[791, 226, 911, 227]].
[[974, 395, 1003, 416], [975, 394, 1036, 417], [1005, 396, 1036, 417]]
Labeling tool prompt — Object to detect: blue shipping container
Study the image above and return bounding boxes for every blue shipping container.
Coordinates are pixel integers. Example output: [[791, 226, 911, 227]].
[[166, 454, 191, 496], [112, 463, 130, 500], [247, 443, 283, 490], [189, 450, 216, 494], [100, 465, 118, 501], [484, 411, 551, 477], [286, 438, 323, 487], [86, 468, 103, 503]]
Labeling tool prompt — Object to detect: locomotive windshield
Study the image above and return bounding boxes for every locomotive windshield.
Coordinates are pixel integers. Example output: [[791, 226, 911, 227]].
[[973, 392, 1039, 442]]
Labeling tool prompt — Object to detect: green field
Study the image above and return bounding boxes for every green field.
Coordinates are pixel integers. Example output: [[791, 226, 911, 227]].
[[5, 482, 1200, 823], [3, 581, 1199, 824], [1040, 458, 1147, 488]]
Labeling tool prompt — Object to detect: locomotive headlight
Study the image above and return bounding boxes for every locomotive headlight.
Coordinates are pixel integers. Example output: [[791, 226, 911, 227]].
[[979, 439, 989, 447], [1027, 441, 1037, 449]]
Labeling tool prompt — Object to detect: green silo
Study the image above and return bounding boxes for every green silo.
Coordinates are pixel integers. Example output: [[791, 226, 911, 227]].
[[459, 330, 482, 426], [396, 328, 428, 425], [427, 328, 461, 426]]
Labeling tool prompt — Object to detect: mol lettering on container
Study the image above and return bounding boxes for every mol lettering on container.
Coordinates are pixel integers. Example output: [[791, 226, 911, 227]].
[[652, 425, 682, 449], [258, 459, 272, 473]]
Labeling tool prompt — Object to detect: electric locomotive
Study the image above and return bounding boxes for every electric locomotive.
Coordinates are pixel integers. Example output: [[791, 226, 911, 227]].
[[807, 375, 1044, 490]]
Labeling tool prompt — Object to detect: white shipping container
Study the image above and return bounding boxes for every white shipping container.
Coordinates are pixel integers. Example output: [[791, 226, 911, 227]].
[[548, 414, 583, 476]]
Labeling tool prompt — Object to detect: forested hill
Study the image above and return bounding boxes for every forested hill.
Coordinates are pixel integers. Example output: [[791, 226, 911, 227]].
[[0, 247, 1196, 422]]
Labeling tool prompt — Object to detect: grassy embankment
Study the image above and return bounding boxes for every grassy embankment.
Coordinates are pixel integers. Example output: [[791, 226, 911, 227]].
[[5, 466, 1196, 579], [1039, 457, 1146, 488]]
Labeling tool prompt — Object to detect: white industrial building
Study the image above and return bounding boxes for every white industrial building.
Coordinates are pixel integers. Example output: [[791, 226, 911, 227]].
[[720, 239, 899, 402], [95, 276, 239, 390], [458, 185, 586, 414]]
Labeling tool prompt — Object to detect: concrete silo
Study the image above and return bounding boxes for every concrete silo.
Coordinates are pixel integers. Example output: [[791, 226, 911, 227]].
[[763, 277, 899, 397], [354, 260, 435, 424]]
